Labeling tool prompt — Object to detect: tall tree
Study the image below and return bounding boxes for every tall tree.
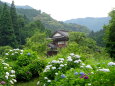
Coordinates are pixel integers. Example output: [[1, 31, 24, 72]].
[[104, 9, 115, 58], [0, 3, 17, 47], [10, 1, 20, 45]]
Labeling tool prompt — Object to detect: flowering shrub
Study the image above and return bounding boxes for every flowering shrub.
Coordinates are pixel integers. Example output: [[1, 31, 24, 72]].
[[5, 49, 23, 60], [38, 53, 83, 85], [44, 61, 115, 86], [0, 59, 17, 85], [16, 49, 37, 67], [38, 53, 115, 86]]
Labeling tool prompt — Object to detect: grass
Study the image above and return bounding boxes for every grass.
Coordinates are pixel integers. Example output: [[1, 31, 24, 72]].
[[16, 78, 39, 86]]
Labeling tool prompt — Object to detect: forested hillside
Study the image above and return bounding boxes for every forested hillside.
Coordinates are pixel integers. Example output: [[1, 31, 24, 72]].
[[33, 12, 90, 32], [0, 1, 90, 33], [65, 17, 111, 32]]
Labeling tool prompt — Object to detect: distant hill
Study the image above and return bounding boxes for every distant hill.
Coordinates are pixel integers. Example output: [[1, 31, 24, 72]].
[[65, 17, 111, 32], [16, 5, 33, 9], [33, 12, 90, 33]]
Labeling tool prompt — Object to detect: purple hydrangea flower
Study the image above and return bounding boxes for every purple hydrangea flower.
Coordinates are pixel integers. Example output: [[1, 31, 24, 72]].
[[84, 76, 89, 79], [61, 74, 66, 78], [74, 72, 78, 75], [0, 81, 6, 85]]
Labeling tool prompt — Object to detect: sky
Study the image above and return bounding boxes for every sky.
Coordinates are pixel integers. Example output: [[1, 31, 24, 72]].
[[1, 0, 115, 21]]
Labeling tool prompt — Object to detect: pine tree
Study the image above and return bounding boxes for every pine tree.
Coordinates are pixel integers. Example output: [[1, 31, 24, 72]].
[[104, 9, 115, 58], [10, 1, 20, 45], [0, 3, 17, 47]]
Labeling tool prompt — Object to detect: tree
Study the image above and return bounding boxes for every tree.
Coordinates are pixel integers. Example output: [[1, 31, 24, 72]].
[[104, 9, 115, 58], [0, 3, 17, 47], [10, 1, 20, 45]]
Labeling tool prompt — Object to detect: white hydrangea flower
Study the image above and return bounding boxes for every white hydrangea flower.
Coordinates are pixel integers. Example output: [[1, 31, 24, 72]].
[[81, 63, 85, 66], [10, 80, 14, 84], [47, 80, 51, 82], [64, 64, 67, 66], [58, 67, 62, 69], [108, 62, 115, 66], [59, 58, 64, 61], [67, 58, 72, 61], [15, 52, 18, 53], [11, 70, 15, 74], [46, 65, 52, 68], [5, 75, 8, 79], [86, 65, 92, 69], [4, 67, 7, 69], [10, 75, 15, 77], [44, 77, 48, 79], [88, 83, 91, 85], [6, 72, 9, 76], [74, 55, 80, 59], [59, 61, 63, 63], [20, 50, 24, 52], [67, 56, 71, 59], [5, 53, 9, 55], [70, 53, 74, 56], [12, 79, 17, 82], [11, 53, 14, 55], [10, 50, 13, 52], [37, 81, 40, 85], [80, 66, 84, 68], [74, 60, 79, 63], [77, 59, 82, 62], [60, 64, 64, 67], [98, 68, 110, 72], [55, 73, 58, 75], [15, 48, 19, 50], [52, 60, 58, 63], [52, 67, 56, 70]]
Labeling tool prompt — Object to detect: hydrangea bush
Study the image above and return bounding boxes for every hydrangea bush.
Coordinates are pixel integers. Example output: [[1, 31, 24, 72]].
[[5, 49, 24, 60], [38, 53, 83, 85], [0, 59, 17, 85], [38, 53, 115, 86]]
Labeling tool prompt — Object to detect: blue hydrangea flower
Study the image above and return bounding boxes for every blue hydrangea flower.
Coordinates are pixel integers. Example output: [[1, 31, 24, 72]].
[[74, 72, 78, 75], [79, 72, 84, 75], [27, 53, 31, 56], [61, 74, 66, 78]]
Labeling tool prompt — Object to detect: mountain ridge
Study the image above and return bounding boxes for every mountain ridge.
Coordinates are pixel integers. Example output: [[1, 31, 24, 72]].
[[65, 17, 111, 32]]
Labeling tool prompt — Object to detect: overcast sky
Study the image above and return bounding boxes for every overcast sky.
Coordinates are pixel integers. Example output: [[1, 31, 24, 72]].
[[1, 0, 115, 21]]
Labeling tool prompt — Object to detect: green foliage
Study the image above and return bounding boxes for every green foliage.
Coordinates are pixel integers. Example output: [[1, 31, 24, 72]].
[[26, 32, 51, 55], [10, 1, 20, 46], [16, 66, 32, 81], [17, 49, 37, 66], [0, 59, 17, 85], [69, 32, 86, 44], [88, 30, 105, 47], [104, 9, 115, 58], [16, 8, 41, 20], [28, 59, 46, 77], [0, 3, 17, 47]]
